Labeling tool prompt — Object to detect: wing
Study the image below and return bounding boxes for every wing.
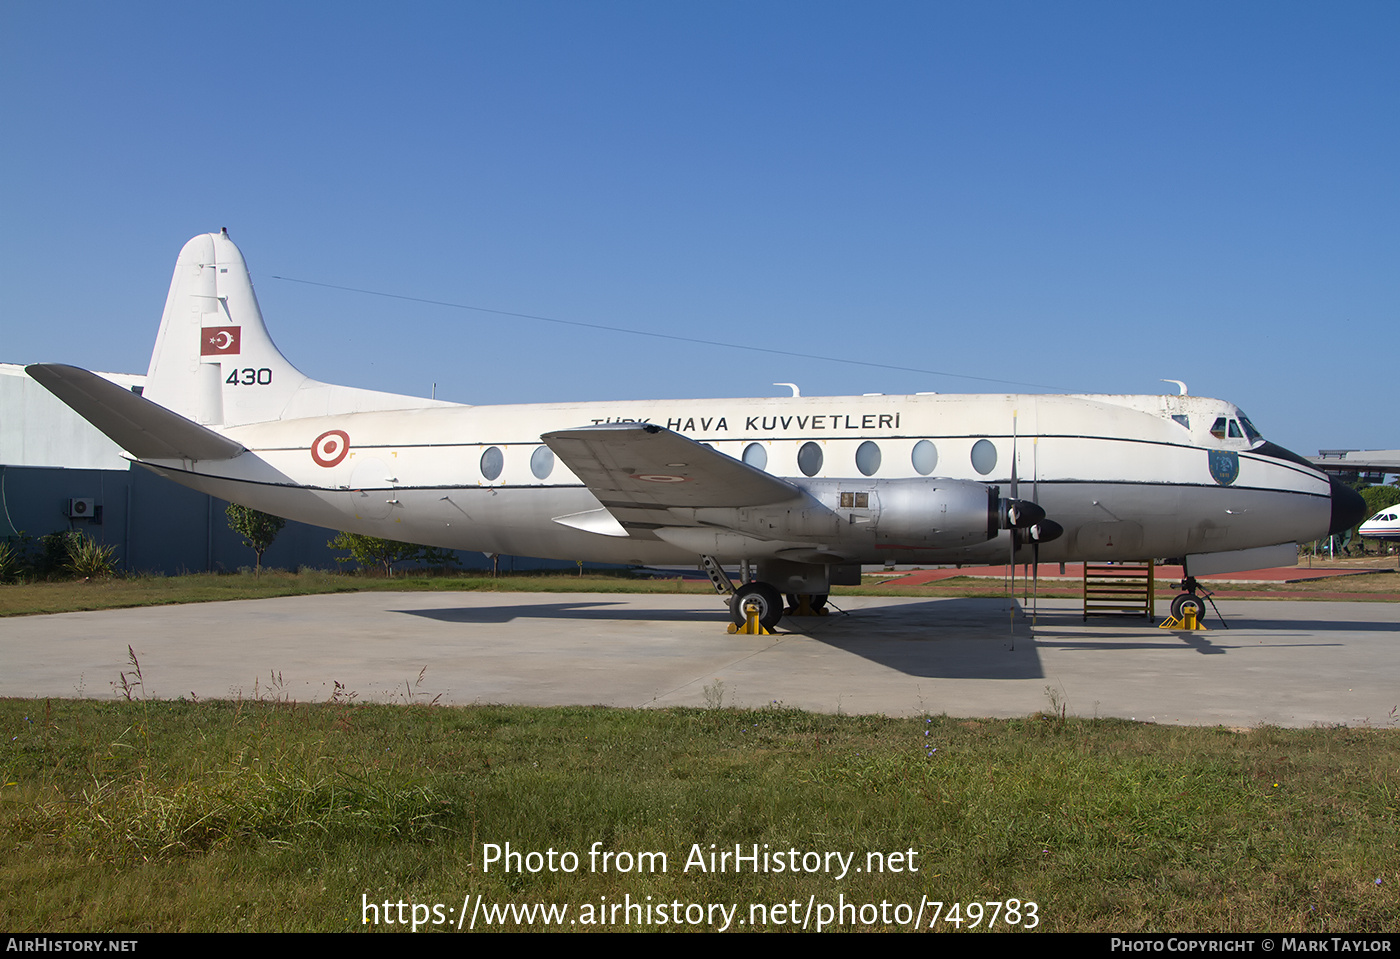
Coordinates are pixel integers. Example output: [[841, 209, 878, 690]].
[[542, 423, 802, 537]]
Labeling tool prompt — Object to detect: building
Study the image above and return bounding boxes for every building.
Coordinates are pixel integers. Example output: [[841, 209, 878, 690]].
[[1, 364, 579, 576]]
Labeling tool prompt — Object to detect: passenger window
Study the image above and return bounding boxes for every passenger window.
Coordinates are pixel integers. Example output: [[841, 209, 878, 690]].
[[480, 446, 503, 481], [855, 441, 881, 476], [798, 442, 823, 477], [970, 439, 997, 475], [530, 446, 554, 480], [911, 439, 938, 475], [742, 443, 768, 471]]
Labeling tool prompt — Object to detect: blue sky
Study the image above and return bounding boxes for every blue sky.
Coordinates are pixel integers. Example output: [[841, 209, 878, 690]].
[[3, 1, 1396, 457]]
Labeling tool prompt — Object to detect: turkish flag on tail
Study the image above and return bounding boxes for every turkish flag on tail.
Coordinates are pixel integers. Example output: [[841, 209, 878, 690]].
[[201, 326, 241, 355]]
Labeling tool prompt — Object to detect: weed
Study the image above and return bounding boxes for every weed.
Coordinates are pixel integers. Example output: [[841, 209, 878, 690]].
[[328, 681, 358, 706], [397, 667, 442, 706], [252, 670, 289, 704], [112, 646, 145, 702], [1043, 684, 1068, 723]]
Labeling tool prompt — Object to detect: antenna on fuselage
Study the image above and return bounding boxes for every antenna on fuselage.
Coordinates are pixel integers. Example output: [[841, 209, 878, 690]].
[[1161, 379, 1188, 395], [773, 383, 801, 397]]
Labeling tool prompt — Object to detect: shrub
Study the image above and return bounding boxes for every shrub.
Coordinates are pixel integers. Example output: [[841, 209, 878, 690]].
[[64, 533, 119, 579], [0, 540, 19, 583], [328, 532, 423, 578]]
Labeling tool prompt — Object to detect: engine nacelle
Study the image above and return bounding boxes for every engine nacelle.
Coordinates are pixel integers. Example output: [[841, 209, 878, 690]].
[[799, 477, 1002, 549], [686, 478, 1050, 552]]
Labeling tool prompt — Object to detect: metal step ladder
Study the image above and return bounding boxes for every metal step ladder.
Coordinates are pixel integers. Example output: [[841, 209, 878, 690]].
[[1082, 563, 1155, 620]]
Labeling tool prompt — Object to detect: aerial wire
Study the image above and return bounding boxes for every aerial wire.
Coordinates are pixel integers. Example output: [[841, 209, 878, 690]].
[[267, 274, 1077, 393]]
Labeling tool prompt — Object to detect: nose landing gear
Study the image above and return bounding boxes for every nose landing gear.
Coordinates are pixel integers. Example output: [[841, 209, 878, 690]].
[[1162, 575, 1221, 631]]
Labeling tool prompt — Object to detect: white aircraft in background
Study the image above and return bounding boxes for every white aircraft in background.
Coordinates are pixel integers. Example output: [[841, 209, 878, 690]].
[[1359, 508, 1400, 540], [29, 231, 1367, 629]]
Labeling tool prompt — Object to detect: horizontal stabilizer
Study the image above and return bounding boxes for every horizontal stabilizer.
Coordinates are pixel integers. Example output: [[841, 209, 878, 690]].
[[26, 364, 245, 462]]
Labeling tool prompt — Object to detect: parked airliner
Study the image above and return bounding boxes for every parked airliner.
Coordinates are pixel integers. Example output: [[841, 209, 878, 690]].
[[1359, 508, 1400, 541], [28, 231, 1366, 628]]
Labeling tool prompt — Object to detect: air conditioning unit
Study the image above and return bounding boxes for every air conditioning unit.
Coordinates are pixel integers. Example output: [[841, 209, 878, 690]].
[[67, 498, 96, 518]]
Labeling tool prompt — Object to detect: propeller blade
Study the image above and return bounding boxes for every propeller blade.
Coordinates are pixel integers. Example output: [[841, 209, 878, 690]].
[[1031, 537, 1040, 626]]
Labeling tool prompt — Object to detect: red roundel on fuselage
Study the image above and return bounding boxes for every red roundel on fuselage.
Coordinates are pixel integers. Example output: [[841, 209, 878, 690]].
[[311, 430, 351, 467]]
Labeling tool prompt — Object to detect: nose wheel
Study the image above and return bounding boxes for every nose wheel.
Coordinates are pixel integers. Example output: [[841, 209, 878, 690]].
[[1162, 575, 1220, 631], [1170, 592, 1205, 622]]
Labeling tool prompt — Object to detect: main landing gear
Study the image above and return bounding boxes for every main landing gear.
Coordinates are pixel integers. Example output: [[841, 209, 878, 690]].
[[729, 582, 784, 632], [785, 592, 829, 616], [701, 556, 835, 633]]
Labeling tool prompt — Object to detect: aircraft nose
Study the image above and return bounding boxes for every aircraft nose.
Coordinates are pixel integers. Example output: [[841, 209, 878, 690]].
[[1329, 477, 1367, 535]]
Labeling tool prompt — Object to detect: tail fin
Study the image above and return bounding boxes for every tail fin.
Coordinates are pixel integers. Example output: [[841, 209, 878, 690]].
[[144, 230, 310, 427], [144, 230, 454, 427]]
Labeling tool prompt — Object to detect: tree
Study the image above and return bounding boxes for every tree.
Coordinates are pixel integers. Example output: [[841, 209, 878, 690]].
[[226, 504, 285, 575], [328, 531, 422, 578], [417, 544, 463, 576], [1360, 483, 1400, 520]]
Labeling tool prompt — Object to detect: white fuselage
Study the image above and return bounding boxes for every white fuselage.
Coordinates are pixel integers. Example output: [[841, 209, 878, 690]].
[[1359, 508, 1400, 541], [136, 390, 1333, 567]]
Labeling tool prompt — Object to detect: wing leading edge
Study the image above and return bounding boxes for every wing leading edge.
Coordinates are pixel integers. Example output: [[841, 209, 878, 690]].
[[542, 423, 804, 537]]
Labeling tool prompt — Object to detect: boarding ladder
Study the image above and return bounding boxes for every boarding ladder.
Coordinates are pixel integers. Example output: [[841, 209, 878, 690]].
[[1082, 563, 1155, 620]]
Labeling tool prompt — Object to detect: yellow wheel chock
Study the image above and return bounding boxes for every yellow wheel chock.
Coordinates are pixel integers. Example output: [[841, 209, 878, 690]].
[[1159, 606, 1207, 631], [727, 597, 774, 635], [787, 593, 829, 617]]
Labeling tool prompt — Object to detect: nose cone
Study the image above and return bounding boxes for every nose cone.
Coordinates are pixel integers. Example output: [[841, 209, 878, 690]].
[[1329, 477, 1368, 535]]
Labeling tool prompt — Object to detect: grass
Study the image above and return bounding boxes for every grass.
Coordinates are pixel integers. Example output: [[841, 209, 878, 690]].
[[2, 559, 1397, 618], [2, 694, 1396, 932], [4, 563, 1395, 931], [0, 569, 715, 617]]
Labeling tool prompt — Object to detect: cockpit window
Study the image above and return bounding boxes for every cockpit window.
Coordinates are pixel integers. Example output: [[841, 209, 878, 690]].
[[1210, 417, 1228, 440], [1171, 414, 1190, 430], [1228, 419, 1243, 438], [1238, 414, 1262, 442]]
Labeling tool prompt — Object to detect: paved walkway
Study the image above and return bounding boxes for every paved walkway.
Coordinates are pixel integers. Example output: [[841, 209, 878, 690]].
[[3, 592, 1397, 728]]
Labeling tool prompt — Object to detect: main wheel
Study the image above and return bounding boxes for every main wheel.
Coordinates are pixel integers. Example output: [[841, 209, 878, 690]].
[[1170, 592, 1204, 622], [731, 582, 784, 630], [784, 593, 829, 613]]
